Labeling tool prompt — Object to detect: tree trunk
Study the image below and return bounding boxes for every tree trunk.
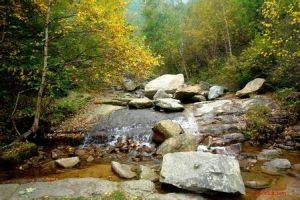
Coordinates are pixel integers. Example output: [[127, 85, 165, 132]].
[[221, 0, 232, 56], [30, 0, 51, 135]]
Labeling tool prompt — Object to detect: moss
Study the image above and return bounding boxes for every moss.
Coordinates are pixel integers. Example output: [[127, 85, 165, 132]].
[[0, 141, 37, 163]]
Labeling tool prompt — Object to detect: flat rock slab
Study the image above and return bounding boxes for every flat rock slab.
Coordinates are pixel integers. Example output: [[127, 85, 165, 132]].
[[160, 152, 245, 195], [0, 178, 155, 200]]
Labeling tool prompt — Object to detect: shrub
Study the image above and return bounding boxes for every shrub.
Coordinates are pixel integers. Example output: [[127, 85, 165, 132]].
[[275, 88, 300, 124], [244, 105, 271, 139]]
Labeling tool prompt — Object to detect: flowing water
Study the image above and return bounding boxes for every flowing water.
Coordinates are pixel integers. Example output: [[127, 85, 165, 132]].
[[84, 105, 199, 146]]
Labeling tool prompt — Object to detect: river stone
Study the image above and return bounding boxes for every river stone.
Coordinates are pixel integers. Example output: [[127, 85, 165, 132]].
[[174, 85, 201, 100], [111, 161, 136, 179], [257, 149, 283, 161], [145, 74, 184, 98], [154, 98, 184, 112], [123, 78, 138, 91], [152, 120, 184, 143], [236, 78, 265, 97], [160, 152, 245, 195], [137, 165, 159, 181], [153, 89, 173, 100], [245, 180, 271, 189], [128, 98, 153, 109], [55, 157, 80, 168], [192, 95, 207, 102], [208, 86, 225, 100], [261, 158, 291, 176], [156, 134, 200, 155]]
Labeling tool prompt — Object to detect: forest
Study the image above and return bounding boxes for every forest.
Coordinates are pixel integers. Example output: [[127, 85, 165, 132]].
[[0, 0, 299, 199]]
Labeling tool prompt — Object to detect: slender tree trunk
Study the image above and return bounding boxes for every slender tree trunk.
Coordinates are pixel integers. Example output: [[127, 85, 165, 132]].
[[221, 0, 232, 56], [31, 0, 51, 134], [179, 39, 190, 80]]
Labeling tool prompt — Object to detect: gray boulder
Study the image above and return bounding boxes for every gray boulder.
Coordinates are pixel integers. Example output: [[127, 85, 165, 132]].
[[174, 85, 201, 100], [111, 161, 136, 179], [152, 120, 184, 143], [153, 89, 173, 100], [145, 74, 184, 98], [160, 152, 245, 194], [257, 149, 282, 161], [208, 86, 225, 100], [261, 158, 291, 175], [128, 98, 153, 109], [156, 134, 199, 155], [236, 78, 265, 97], [123, 78, 138, 92], [55, 157, 80, 168], [154, 98, 184, 112]]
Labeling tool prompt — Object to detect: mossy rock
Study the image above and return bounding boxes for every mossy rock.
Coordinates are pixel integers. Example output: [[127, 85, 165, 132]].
[[0, 141, 37, 163]]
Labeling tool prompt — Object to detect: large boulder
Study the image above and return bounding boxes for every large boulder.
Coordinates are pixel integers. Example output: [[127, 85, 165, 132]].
[[236, 78, 265, 97], [174, 85, 201, 101], [152, 120, 184, 143], [128, 98, 153, 109], [154, 98, 184, 112], [208, 86, 225, 100], [145, 74, 184, 98], [153, 89, 173, 100], [55, 157, 80, 168], [156, 134, 199, 155], [0, 142, 37, 163], [111, 161, 136, 179], [160, 152, 245, 195]]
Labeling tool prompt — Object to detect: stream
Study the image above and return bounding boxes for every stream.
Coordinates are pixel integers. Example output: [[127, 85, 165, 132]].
[[0, 102, 299, 200]]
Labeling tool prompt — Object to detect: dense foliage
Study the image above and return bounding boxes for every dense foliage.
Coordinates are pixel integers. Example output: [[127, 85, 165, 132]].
[[0, 0, 299, 138], [139, 0, 299, 90], [0, 0, 159, 133]]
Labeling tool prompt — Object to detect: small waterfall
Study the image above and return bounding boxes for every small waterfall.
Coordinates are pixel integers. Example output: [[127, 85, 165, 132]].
[[83, 106, 200, 146]]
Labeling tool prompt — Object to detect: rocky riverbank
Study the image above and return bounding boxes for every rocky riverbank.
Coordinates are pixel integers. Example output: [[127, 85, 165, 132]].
[[0, 74, 299, 200]]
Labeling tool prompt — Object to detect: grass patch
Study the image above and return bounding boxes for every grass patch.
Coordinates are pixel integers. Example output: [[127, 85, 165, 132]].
[[49, 91, 91, 125]]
